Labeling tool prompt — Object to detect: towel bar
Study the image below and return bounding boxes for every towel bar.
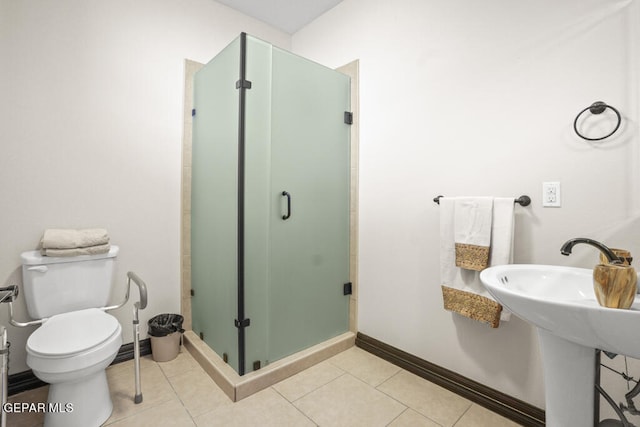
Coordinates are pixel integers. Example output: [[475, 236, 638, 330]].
[[433, 195, 531, 206]]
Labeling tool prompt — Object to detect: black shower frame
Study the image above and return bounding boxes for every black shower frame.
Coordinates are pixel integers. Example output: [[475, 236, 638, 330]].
[[235, 32, 250, 376]]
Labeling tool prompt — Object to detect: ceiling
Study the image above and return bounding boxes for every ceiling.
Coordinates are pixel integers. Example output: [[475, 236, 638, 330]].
[[216, 0, 344, 34]]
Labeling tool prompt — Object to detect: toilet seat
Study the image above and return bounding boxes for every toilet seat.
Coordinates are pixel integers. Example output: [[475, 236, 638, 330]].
[[27, 308, 120, 357], [26, 308, 122, 377]]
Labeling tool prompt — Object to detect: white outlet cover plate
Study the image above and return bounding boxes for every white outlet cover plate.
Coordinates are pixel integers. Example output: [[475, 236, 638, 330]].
[[543, 182, 561, 207]]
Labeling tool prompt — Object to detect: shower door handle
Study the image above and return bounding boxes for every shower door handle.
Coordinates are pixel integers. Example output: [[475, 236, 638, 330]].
[[281, 191, 291, 220]]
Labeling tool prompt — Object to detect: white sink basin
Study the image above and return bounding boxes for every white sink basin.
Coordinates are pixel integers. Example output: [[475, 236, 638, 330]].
[[481, 264, 640, 426], [480, 264, 640, 358]]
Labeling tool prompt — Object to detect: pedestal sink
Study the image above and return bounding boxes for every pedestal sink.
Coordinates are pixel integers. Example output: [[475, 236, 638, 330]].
[[480, 264, 640, 427]]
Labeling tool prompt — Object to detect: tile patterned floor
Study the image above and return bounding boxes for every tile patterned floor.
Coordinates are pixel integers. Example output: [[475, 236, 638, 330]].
[[7, 346, 522, 427]]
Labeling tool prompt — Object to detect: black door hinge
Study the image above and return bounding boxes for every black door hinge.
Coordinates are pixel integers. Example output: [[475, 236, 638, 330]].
[[343, 282, 353, 295], [236, 79, 252, 89], [190, 289, 195, 297], [235, 318, 251, 328], [192, 108, 196, 117], [253, 360, 261, 371], [199, 331, 204, 340], [344, 111, 353, 125]]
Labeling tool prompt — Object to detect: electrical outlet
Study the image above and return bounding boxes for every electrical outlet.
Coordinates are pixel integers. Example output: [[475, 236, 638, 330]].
[[542, 182, 561, 207]]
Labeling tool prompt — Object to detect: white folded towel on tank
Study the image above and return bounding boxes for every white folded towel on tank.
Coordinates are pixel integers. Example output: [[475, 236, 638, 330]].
[[41, 228, 110, 249], [41, 244, 111, 257]]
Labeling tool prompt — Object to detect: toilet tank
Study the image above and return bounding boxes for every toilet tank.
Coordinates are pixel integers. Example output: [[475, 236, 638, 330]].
[[21, 246, 119, 319]]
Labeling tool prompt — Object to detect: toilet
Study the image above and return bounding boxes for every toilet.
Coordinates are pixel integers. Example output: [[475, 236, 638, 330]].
[[21, 246, 122, 427]]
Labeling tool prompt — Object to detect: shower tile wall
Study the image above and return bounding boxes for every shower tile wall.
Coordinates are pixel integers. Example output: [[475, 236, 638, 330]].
[[338, 59, 360, 334], [181, 59, 203, 331]]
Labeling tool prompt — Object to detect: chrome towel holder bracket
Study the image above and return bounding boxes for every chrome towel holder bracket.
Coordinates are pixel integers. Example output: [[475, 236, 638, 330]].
[[573, 101, 621, 141]]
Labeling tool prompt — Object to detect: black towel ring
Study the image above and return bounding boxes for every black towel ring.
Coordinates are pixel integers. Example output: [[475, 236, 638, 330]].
[[573, 101, 621, 141]]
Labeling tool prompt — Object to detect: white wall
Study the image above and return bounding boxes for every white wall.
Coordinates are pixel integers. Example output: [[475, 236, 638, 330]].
[[0, 0, 290, 374], [293, 0, 640, 409], [4, 0, 640, 415]]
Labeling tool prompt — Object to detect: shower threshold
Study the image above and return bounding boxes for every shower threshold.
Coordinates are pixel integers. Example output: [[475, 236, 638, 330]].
[[183, 330, 355, 402]]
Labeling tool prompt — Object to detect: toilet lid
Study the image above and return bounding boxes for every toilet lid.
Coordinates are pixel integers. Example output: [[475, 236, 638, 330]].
[[27, 308, 120, 357]]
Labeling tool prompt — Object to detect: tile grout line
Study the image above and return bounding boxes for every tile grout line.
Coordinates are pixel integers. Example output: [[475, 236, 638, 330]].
[[154, 354, 223, 426], [269, 385, 320, 426], [104, 358, 183, 426], [374, 369, 450, 427], [384, 407, 412, 426], [278, 369, 349, 405], [451, 403, 474, 427], [12, 348, 516, 427]]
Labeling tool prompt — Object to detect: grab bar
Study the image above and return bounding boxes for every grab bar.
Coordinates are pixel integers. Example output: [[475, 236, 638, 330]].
[[0, 286, 18, 305], [6, 272, 148, 404], [0, 326, 7, 427], [102, 271, 147, 312], [4, 285, 46, 328], [103, 272, 148, 404], [7, 270, 148, 328], [0, 286, 17, 427]]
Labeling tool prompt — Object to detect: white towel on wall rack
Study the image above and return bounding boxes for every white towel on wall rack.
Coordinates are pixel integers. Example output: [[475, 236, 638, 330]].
[[454, 197, 493, 271], [439, 197, 515, 328]]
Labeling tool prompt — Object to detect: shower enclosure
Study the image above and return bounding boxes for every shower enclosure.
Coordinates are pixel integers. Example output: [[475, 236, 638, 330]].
[[191, 33, 351, 375]]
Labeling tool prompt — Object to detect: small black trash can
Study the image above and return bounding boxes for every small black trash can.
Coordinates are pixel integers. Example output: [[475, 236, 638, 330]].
[[148, 314, 184, 362]]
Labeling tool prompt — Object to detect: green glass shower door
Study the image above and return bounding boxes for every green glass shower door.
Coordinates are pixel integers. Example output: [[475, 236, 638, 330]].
[[191, 34, 351, 375], [263, 46, 351, 365], [191, 38, 241, 373]]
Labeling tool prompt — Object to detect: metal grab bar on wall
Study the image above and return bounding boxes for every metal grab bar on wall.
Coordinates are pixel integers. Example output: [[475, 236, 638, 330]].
[[573, 101, 622, 141], [433, 195, 531, 206]]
